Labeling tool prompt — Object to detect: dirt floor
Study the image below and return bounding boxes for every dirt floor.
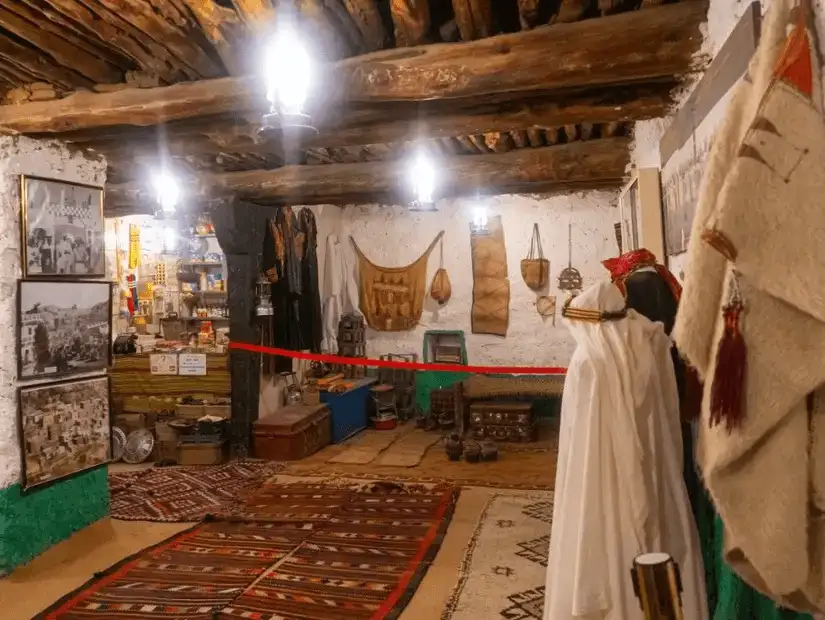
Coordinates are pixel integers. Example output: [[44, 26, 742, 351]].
[[0, 477, 508, 620], [284, 423, 558, 489]]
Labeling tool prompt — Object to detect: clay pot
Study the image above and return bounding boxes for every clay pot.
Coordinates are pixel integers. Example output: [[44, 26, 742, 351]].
[[480, 441, 499, 461], [464, 441, 481, 463], [444, 433, 463, 461]]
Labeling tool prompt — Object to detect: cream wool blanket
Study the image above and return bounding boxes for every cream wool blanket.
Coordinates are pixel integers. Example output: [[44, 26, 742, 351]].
[[673, 0, 825, 612]]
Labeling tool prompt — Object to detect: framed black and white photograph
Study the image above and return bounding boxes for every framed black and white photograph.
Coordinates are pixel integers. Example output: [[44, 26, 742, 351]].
[[20, 175, 105, 278], [17, 279, 112, 380], [18, 376, 111, 491]]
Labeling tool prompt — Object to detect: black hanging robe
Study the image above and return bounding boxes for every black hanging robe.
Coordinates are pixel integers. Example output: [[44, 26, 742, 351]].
[[298, 208, 323, 354], [262, 207, 304, 374]]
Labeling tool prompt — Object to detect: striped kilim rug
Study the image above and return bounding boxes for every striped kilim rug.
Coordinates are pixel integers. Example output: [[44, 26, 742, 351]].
[[38, 482, 459, 620], [109, 461, 284, 522], [36, 519, 316, 620], [222, 484, 457, 619]]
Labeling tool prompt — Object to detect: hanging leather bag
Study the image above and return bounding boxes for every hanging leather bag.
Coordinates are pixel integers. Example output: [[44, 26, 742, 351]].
[[520, 223, 550, 290]]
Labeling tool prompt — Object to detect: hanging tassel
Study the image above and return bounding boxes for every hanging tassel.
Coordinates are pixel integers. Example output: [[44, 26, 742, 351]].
[[709, 296, 747, 432]]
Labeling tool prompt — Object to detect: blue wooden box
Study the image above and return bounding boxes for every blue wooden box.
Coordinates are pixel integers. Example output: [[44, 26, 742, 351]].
[[320, 377, 376, 443]]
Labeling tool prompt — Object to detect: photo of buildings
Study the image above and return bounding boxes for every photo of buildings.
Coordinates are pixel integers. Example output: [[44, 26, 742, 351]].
[[18, 280, 111, 380], [19, 377, 110, 490]]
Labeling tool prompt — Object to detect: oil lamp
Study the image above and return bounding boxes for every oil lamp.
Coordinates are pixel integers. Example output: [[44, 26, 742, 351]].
[[408, 151, 437, 211], [260, 22, 317, 139], [152, 170, 181, 218]]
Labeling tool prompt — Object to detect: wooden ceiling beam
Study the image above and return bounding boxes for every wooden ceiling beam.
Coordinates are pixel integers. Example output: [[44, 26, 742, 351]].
[[106, 136, 630, 208], [342, 0, 387, 51], [452, 0, 495, 40], [58, 82, 667, 175], [0, 1, 705, 135], [391, 0, 431, 46], [0, 4, 123, 84]]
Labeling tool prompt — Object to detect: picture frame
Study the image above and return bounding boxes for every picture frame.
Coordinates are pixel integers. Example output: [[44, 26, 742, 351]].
[[17, 279, 113, 381], [20, 175, 105, 278], [18, 375, 111, 492]]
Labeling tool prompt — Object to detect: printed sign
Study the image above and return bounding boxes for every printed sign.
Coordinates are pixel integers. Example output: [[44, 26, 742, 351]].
[[149, 353, 178, 375], [178, 353, 207, 376]]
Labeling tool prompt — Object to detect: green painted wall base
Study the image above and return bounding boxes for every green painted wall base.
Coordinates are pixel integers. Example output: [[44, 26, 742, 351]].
[[0, 467, 109, 575]]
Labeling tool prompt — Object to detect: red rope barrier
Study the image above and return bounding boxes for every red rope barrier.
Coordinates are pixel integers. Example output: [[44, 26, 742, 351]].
[[229, 342, 567, 375]]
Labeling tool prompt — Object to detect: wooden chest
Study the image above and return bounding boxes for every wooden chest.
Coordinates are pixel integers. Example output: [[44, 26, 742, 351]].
[[468, 401, 536, 442], [253, 403, 331, 461]]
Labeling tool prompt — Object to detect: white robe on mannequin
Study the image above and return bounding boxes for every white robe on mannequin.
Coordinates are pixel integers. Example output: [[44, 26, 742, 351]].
[[544, 281, 707, 620]]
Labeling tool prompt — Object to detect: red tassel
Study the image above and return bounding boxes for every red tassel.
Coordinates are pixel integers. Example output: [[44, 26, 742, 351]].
[[709, 300, 747, 431]]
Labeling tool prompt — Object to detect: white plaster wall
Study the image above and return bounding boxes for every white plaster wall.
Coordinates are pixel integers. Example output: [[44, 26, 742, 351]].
[[0, 137, 107, 490], [631, 0, 825, 278], [338, 192, 618, 367]]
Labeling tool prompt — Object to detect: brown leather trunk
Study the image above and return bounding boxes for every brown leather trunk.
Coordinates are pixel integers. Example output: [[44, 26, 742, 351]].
[[468, 401, 536, 442], [253, 404, 331, 461]]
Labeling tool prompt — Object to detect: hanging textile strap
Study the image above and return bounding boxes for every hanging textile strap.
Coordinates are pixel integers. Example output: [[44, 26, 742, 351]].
[[349, 231, 445, 269], [527, 223, 545, 260]]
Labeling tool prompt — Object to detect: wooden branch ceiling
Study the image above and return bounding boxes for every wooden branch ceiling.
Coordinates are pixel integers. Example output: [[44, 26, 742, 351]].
[[0, 0, 709, 212]]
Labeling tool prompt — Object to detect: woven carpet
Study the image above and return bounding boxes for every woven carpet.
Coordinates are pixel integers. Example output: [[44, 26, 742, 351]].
[[441, 493, 552, 620], [39, 481, 458, 620], [109, 461, 284, 522], [36, 519, 316, 620]]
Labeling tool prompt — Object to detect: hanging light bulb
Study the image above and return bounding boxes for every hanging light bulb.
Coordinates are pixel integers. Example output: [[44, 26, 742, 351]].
[[260, 22, 317, 138], [408, 152, 437, 211], [470, 206, 489, 235], [152, 170, 181, 217]]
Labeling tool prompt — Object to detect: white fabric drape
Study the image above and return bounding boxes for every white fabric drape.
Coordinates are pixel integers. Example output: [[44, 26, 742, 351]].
[[544, 281, 707, 620], [321, 234, 361, 352]]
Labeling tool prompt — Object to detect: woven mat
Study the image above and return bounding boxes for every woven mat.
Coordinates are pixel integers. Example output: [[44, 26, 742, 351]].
[[36, 519, 316, 620], [109, 461, 284, 522], [441, 493, 552, 620], [39, 481, 458, 620], [223, 483, 458, 620], [374, 429, 442, 467], [326, 423, 413, 465]]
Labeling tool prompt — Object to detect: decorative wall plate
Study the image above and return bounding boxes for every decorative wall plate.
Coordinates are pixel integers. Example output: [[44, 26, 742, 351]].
[[112, 427, 127, 462], [124, 428, 155, 464]]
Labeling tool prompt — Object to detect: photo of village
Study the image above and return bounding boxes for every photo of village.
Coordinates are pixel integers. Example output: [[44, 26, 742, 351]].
[[19, 280, 111, 380], [20, 377, 110, 489]]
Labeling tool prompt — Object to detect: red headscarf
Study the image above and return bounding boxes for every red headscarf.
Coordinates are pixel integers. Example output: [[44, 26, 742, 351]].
[[601, 249, 682, 302]]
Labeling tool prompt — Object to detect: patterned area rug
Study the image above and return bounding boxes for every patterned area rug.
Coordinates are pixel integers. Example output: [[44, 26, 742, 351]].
[[36, 520, 316, 620], [441, 493, 552, 620], [39, 481, 459, 620], [223, 483, 457, 619], [109, 461, 284, 522]]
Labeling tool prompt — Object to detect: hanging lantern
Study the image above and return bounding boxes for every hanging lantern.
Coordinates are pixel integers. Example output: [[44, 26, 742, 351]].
[[260, 22, 317, 139], [470, 206, 489, 236], [152, 170, 181, 218], [408, 151, 437, 211]]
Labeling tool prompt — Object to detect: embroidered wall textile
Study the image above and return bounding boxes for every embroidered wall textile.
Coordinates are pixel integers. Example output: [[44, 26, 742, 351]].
[[350, 232, 444, 332], [470, 215, 510, 336]]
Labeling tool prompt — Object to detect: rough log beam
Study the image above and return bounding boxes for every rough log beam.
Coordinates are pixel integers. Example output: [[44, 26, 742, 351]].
[[0, 0, 705, 133], [68, 84, 669, 172], [391, 0, 431, 46], [452, 0, 494, 40], [106, 136, 630, 208], [342, 0, 387, 51]]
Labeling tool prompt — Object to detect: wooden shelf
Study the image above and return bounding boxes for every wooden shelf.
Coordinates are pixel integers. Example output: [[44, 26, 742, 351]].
[[179, 261, 223, 267]]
